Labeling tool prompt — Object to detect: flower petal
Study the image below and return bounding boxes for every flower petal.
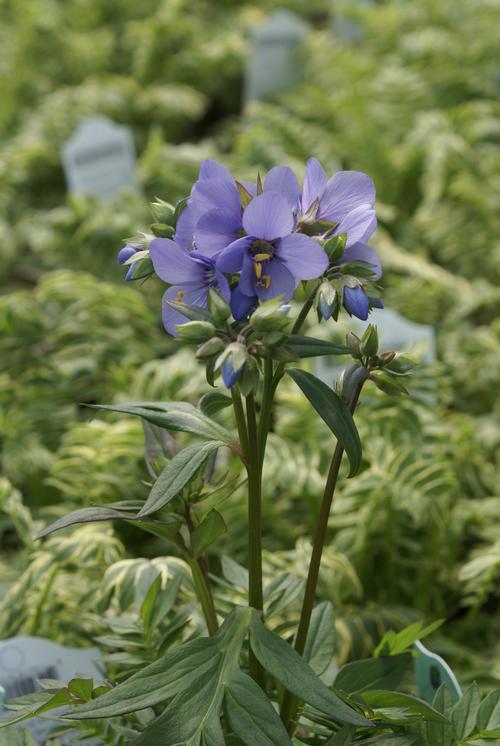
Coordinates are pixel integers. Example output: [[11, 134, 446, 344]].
[[242, 192, 294, 241], [256, 259, 296, 301], [342, 241, 382, 280], [217, 236, 253, 274], [343, 285, 369, 320], [215, 268, 231, 302], [277, 233, 328, 280], [150, 239, 204, 284], [191, 178, 241, 222], [335, 204, 377, 247], [264, 166, 300, 210], [302, 157, 326, 213], [237, 253, 257, 297], [195, 209, 242, 257], [162, 283, 209, 335], [174, 205, 196, 251], [199, 159, 233, 182], [319, 171, 376, 222], [231, 286, 257, 321]]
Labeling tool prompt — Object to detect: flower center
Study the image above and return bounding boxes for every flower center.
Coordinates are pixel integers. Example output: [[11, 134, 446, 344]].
[[251, 240, 274, 288]]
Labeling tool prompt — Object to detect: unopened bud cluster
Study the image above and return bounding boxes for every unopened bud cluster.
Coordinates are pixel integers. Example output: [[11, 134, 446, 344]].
[[174, 294, 295, 392], [342, 325, 415, 398]]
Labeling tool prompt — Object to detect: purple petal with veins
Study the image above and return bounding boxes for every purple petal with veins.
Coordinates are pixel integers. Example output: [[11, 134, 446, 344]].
[[302, 157, 327, 213], [264, 166, 300, 210], [150, 239, 205, 284], [277, 233, 328, 280], [242, 192, 294, 241], [318, 171, 376, 222]]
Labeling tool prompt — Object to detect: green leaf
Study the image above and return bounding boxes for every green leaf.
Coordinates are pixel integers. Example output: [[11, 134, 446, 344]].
[[451, 683, 481, 739], [334, 654, 411, 694], [302, 601, 336, 677], [67, 677, 94, 702], [287, 368, 362, 477], [224, 670, 292, 745], [360, 690, 449, 725], [89, 402, 233, 444], [141, 574, 162, 634], [477, 690, 500, 732], [0, 689, 72, 728], [374, 620, 444, 656], [35, 506, 180, 541], [191, 509, 227, 558], [65, 608, 252, 723], [288, 336, 352, 358], [149, 573, 183, 631], [124, 608, 252, 745], [249, 613, 372, 728], [199, 391, 232, 417], [138, 441, 224, 517]]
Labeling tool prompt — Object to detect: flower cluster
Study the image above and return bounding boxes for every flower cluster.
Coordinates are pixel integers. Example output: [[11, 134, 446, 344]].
[[119, 157, 382, 334]]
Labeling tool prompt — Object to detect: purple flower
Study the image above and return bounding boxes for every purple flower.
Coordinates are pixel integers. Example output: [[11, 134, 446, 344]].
[[150, 238, 230, 335], [217, 192, 328, 320], [301, 158, 377, 247], [117, 244, 138, 282], [176, 160, 302, 260]]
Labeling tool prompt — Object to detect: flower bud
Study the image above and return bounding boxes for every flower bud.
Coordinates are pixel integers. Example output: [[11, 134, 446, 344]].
[[176, 320, 216, 343], [215, 343, 248, 388], [150, 199, 176, 225], [196, 337, 225, 359], [317, 281, 338, 320], [250, 299, 291, 332], [237, 356, 260, 396], [384, 354, 415, 375], [150, 223, 175, 238], [262, 330, 288, 347], [346, 332, 361, 355], [360, 324, 379, 357], [370, 371, 409, 396], [208, 288, 231, 324]]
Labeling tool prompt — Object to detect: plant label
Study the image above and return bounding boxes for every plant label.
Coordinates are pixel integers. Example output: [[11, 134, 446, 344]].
[[0, 636, 103, 743], [61, 115, 137, 198], [244, 11, 308, 103]]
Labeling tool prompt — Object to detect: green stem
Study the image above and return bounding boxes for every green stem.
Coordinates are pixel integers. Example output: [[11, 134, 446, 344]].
[[245, 393, 266, 687], [280, 385, 363, 732], [231, 388, 249, 458], [189, 556, 219, 636], [273, 285, 318, 392], [257, 356, 275, 464]]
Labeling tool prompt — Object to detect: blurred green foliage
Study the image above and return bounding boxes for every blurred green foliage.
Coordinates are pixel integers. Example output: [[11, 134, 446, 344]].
[[0, 0, 499, 696]]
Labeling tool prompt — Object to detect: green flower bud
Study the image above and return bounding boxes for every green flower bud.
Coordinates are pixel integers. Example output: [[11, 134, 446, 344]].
[[237, 356, 260, 397], [346, 332, 361, 355], [208, 288, 231, 324], [370, 371, 409, 396], [384, 354, 415, 375], [196, 337, 226, 359], [250, 299, 291, 332], [176, 320, 216, 343], [262, 330, 288, 347], [317, 280, 338, 320], [150, 198, 176, 224], [360, 324, 379, 357], [150, 223, 175, 238]]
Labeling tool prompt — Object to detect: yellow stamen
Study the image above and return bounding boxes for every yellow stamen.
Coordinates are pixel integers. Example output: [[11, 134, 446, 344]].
[[175, 290, 185, 303], [254, 253, 270, 262], [253, 262, 262, 279], [263, 275, 271, 289]]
